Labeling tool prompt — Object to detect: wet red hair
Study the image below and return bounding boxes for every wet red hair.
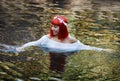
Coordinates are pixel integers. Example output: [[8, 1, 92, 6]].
[[49, 16, 69, 40]]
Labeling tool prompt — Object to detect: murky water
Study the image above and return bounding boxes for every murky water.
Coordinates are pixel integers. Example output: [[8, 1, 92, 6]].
[[0, 0, 120, 81]]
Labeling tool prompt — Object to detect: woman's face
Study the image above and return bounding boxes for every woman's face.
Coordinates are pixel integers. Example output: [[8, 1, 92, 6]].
[[51, 25, 59, 36]]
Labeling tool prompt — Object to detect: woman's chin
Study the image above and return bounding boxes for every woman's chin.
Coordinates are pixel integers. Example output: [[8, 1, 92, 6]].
[[53, 32, 58, 36]]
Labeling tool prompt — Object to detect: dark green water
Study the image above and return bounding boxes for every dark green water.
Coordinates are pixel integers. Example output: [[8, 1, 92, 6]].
[[0, 0, 120, 81]]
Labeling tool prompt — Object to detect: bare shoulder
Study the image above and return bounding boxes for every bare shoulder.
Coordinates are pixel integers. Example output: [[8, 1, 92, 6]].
[[68, 35, 77, 43], [46, 34, 50, 38]]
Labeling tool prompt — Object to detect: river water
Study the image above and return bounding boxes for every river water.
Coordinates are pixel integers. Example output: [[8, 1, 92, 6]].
[[0, 0, 120, 81]]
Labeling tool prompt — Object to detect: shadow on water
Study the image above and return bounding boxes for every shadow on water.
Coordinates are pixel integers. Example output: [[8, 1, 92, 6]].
[[0, 0, 120, 81]]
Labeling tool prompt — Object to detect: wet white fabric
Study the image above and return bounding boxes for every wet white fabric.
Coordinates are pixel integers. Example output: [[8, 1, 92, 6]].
[[0, 35, 103, 53], [16, 35, 103, 53]]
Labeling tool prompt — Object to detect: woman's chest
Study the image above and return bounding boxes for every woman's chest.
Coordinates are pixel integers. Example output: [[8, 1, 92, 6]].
[[50, 37, 72, 43]]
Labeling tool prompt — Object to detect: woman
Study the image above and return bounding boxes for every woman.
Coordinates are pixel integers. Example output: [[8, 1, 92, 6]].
[[0, 15, 112, 73], [49, 15, 78, 73]]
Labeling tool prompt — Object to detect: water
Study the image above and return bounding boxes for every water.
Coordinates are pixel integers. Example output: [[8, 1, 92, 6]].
[[0, 0, 120, 81]]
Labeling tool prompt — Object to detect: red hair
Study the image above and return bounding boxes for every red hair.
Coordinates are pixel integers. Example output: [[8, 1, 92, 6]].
[[49, 16, 69, 40]]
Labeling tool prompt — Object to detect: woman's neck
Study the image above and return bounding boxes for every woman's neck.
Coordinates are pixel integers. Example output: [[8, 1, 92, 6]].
[[48, 34, 67, 43]]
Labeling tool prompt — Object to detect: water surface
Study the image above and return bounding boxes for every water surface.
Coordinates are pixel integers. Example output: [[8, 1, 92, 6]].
[[0, 0, 120, 81]]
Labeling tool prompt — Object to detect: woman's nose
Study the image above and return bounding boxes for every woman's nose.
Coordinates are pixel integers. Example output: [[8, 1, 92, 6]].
[[52, 27, 55, 30]]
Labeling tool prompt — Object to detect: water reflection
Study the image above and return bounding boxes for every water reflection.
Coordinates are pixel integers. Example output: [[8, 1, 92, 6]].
[[0, 0, 120, 81]]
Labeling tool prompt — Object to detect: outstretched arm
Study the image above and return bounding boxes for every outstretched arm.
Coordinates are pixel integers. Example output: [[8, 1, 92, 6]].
[[0, 35, 46, 53], [16, 35, 46, 52], [77, 41, 113, 53], [16, 40, 40, 52], [68, 36, 103, 52], [79, 43, 103, 51], [0, 40, 41, 53]]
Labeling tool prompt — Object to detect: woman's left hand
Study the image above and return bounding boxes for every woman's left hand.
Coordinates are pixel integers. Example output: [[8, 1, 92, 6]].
[[103, 49, 115, 53]]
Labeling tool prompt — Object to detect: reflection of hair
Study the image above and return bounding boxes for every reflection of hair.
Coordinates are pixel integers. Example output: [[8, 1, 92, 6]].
[[49, 16, 68, 40]]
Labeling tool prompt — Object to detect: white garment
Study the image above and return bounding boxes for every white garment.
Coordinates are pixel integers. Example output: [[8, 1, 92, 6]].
[[0, 35, 103, 54], [16, 35, 103, 53]]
